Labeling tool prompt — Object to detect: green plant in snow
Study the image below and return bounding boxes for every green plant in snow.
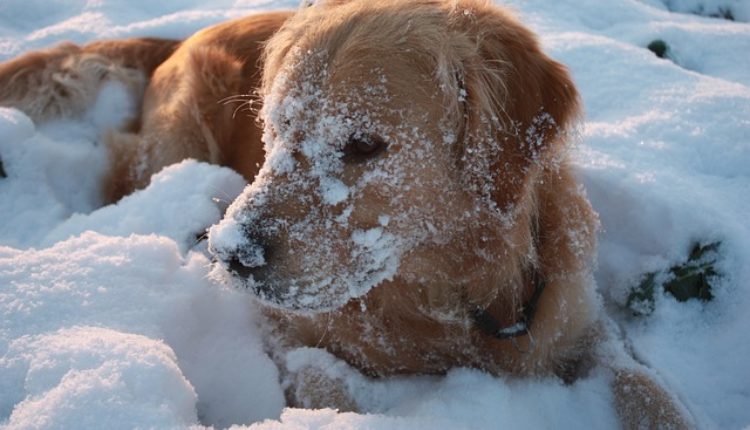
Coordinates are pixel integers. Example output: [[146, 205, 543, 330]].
[[627, 242, 720, 315]]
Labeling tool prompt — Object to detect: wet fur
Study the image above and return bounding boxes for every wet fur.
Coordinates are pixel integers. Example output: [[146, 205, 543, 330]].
[[0, 2, 690, 428]]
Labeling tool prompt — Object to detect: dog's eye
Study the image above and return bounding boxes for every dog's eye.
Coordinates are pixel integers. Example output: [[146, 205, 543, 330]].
[[343, 134, 387, 162]]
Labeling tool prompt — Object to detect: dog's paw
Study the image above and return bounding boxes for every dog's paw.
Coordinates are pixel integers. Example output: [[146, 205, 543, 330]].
[[612, 369, 692, 430], [283, 347, 360, 412], [290, 365, 359, 411]]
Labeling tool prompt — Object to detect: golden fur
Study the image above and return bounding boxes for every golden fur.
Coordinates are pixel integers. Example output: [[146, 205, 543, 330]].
[[103, 11, 293, 202], [0, 38, 177, 125], [0, 2, 690, 428]]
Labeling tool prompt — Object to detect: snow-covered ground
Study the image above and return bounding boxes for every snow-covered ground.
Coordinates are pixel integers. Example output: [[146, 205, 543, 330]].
[[1, 0, 749, 428]]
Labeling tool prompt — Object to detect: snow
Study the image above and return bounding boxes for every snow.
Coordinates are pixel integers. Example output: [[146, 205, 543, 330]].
[[1, 0, 749, 429], [1, 327, 198, 429], [44, 161, 246, 250]]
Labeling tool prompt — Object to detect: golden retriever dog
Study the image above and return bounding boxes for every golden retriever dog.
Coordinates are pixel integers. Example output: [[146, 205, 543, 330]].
[[1, 1, 690, 428]]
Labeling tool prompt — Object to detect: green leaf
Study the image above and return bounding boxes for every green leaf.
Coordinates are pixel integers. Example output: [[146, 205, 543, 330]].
[[647, 40, 670, 59], [626, 241, 721, 316]]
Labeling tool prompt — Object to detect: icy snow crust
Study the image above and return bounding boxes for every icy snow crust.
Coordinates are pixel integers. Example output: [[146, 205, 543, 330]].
[[1, 0, 749, 428]]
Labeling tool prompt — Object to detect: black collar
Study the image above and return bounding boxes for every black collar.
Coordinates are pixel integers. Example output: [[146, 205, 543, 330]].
[[471, 268, 546, 339]]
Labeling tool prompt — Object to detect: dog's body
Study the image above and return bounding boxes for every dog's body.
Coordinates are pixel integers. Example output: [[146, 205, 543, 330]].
[[104, 11, 293, 202], [1, 1, 690, 428], [0, 12, 291, 202]]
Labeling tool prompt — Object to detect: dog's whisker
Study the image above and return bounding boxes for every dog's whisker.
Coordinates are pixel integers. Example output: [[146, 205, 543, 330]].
[[187, 229, 210, 250], [206, 185, 244, 210], [243, 105, 261, 118], [219, 94, 253, 104], [314, 310, 335, 349], [231, 102, 246, 119]]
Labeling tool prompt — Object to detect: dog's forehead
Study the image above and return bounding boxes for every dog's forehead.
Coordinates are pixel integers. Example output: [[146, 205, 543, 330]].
[[268, 47, 442, 128], [258, 44, 460, 187]]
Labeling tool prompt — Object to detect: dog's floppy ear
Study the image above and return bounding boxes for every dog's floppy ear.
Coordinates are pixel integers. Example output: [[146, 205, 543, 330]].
[[452, 2, 580, 214]]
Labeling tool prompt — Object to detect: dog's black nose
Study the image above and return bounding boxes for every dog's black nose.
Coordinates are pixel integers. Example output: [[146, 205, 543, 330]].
[[223, 244, 284, 303], [223, 241, 272, 279], [227, 255, 255, 279]]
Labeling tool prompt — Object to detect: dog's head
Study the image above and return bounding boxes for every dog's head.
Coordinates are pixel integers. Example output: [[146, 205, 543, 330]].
[[209, 0, 580, 313]]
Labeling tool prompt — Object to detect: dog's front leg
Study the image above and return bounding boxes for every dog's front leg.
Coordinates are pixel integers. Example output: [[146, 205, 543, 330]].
[[594, 330, 693, 429], [280, 347, 361, 412], [610, 367, 692, 430]]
